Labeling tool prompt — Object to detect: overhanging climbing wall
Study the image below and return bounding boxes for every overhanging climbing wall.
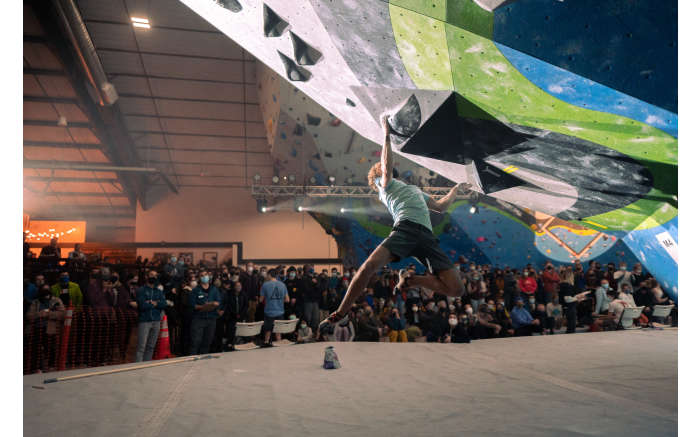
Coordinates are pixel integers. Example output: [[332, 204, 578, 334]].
[[181, 0, 678, 299]]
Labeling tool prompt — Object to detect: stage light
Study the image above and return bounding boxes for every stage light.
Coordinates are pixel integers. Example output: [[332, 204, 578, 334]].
[[309, 176, 317, 184], [253, 174, 261, 183], [328, 175, 336, 185], [340, 207, 346, 214], [261, 206, 268, 213], [297, 206, 304, 212], [257, 198, 268, 213], [289, 174, 296, 183], [469, 205, 477, 214], [272, 175, 280, 184]]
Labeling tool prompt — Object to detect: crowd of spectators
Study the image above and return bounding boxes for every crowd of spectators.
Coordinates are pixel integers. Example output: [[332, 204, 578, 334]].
[[23, 239, 677, 372]]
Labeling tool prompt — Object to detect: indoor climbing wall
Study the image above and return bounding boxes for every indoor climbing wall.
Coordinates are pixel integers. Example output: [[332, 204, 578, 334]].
[[307, 195, 642, 273], [182, 0, 678, 299], [257, 63, 435, 186]]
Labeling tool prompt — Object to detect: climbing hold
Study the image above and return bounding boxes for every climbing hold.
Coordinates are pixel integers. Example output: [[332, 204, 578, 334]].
[[263, 4, 289, 37], [306, 114, 321, 126], [346, 98, 356, 107], [278, 51, 312, 82], [290, 31, 323, 65], [214, 0, 242, 13], [330, 118, 342, 127]]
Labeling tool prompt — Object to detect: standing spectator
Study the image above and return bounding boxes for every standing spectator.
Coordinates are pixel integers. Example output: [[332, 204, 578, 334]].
[[67, 243, 86, 262], [614, 262, 633, 293], [259, 269, 289, 347], [603, 263, 618, 291], [50, 271, 83, 308], [240, 262, 261, 322], [135, 271, 167, 362], [211, 280, 232, 353], [585, 261, 599, 289], [468, 271, 487, 313], [518, 270, 537, 300], [224, 281, 248, 351], [25, 285, 65, 373], [284, 268, 301, 318], [300, 265, 321, 332], [189, 273, 221, 355], [542, 263, 560, 303], [39, 237, 61, 263], [356, 306, 383, 342], [510, 296, 541, 336]]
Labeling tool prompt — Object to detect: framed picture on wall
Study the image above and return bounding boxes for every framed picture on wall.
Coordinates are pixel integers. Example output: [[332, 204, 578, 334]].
[[178, 252, 194, 265], [203, 252, 218, 268]]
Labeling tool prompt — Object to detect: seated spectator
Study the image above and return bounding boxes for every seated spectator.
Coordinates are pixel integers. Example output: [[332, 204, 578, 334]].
[[510, 296, 541, 336], [532, 303, 547, 334], [386, 307, 408, 342], [592, 298, 627, 331], [51, 271, 83, 308], [473, 303, 501, 339], [617, 283, 636, 307], [545, 294, 564, 334], [356, 306, 382, 342], [297, 319, 314, 343], [334, 314, 356, 342], [593, 279, 613, 315], [493, 301, 514, 336]]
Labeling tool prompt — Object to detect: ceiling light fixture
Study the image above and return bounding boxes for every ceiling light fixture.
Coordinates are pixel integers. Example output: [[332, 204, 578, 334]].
[[131, 17, 151, 29]]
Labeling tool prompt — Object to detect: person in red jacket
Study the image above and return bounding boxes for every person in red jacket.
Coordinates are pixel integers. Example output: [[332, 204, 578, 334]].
[[518, 270, 538, 298], [542, 263, 560, 303]]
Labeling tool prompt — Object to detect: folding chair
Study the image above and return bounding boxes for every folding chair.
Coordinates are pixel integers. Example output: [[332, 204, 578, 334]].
[[234, 321, 264, 350], [272, 319, 299, 346], [616, 306, 644, 330], [649, 305, 674, 329]]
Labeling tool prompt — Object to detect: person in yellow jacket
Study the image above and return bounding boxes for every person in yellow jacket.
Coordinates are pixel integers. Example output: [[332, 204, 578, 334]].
[[50, 271, 83, 308]]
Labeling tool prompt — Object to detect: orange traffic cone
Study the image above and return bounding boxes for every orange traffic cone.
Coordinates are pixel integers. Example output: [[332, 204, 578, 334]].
[[153, 314, 174, 360]]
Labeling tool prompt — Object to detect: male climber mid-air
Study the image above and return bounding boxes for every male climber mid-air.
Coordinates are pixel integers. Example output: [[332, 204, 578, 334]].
[[320, 114, 468, 328]]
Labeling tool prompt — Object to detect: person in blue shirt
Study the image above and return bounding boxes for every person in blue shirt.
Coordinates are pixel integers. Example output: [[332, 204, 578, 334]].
[[135, 270, 168, 362], [321, 115, 468, 329], [189, 273, 221, 355], [259, 268, 289, 347], [510, 296, 541, 336]]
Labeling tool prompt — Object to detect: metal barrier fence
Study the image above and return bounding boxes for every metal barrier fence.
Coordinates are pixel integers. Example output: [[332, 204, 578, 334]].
[[23, 306, 138, 374]]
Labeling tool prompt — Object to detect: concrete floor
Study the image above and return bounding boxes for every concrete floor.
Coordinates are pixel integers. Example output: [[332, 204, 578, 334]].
[[24, 329, 677, 437]]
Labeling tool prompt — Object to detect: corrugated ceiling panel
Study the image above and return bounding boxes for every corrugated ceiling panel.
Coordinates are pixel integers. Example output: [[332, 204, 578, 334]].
[[116, 96, 157, 115], [76, 0, 128, 23], [110, 76, 151, 96], [97, 50, 144, 75], [142, 53, 245, 82], [85, 22, 138, 51], [158, 118, 245, 136], [23, 43, 63, 69], [154, 99, 245, 120], [23, 74, 44, 95], [24, 4, 44, 36], [135, 27, 244, 60], [79, 149, 111, 163], [148, 77, 244, 102], [67, 127, 100, 143]]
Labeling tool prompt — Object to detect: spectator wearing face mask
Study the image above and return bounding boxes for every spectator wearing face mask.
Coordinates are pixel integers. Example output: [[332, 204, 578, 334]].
[[135, 271, 167, 362], [296, 319, 314, 343], [386, 307, 408, 342], [510, 296, 540, 336], [25, 285, 65, 373], [284, 268, 302, 319], [239, 262, 261, 322], [189, 273, 221, 355], [617, 283, 636, 307], [51, 271, 83, 308], [24, 274, 45, 313], [446, 312, 470, 343], [518, 270, 537, 300], [613, 262, 633, 293], [493, 301, 514, 336], [594, 279, 613, 315], [468, 272, 487, 315]]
